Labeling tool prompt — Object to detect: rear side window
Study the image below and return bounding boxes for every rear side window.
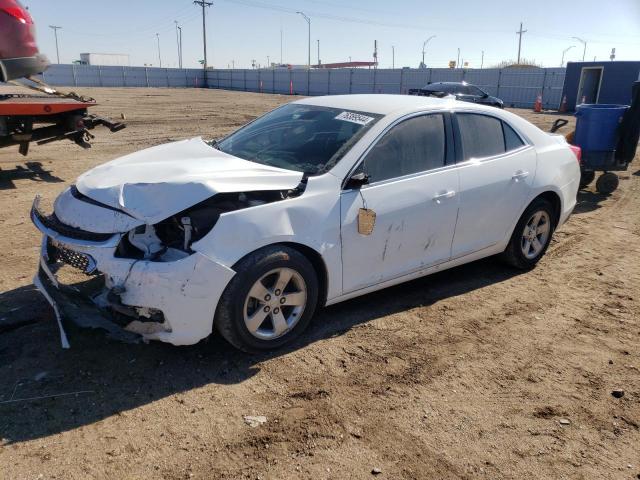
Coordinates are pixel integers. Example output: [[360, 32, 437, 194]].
[[362, 114, 446, 183], [457, 113, 505, 159], [503, 122, 525, 151]]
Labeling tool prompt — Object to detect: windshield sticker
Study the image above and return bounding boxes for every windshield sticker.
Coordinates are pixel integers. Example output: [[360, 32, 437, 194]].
[[335, 111, 374, 125]]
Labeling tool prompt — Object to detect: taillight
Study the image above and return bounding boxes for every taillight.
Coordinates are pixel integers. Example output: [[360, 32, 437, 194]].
[[1, 1, 33, 24], [569, 145, 582, 164]]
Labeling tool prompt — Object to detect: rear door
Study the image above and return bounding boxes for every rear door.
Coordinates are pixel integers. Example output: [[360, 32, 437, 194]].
[[451, 112, 537, 257], [340, 112, 459, 292]]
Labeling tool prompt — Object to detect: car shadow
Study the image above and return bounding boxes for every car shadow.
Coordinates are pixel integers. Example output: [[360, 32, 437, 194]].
[[0, 257, 522, 443], [573, 189, 609, 214], [0, 162, 64, 190]]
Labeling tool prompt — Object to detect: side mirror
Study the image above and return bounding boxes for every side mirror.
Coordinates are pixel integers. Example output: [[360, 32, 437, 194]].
[[345, 171, 370, 189]]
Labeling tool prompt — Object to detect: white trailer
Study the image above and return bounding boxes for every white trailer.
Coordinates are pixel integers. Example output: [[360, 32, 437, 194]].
[[80, 53, 130, 67]]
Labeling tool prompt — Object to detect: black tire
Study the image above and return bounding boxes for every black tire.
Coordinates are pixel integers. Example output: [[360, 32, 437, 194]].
[[214, 245, 319, 353], [579, 170, 596, 189], [501, 198, 556, 270], [595, 172, 619, 194]]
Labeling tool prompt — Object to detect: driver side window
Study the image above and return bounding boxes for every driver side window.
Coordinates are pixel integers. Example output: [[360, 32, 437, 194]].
[[360, 114, 446, 183]]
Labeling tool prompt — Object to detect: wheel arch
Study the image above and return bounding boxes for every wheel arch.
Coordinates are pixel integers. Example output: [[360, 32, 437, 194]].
[[277, 242, 329, 309], [230, 241, 329, 309], [534, 190, 562, 227]]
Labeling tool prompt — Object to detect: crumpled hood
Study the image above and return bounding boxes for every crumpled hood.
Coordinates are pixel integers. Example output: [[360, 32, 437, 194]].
[[75, 137, 303, 224]]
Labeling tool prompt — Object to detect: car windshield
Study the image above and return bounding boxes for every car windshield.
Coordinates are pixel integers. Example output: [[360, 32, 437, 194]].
[[215, 104, 381, 175]]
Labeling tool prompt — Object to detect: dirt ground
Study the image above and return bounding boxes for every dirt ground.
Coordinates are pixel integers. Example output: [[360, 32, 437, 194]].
[[0, 87, 638, 480]]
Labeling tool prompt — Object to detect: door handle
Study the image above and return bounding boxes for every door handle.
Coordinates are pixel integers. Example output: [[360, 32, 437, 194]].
[[512, 170, 529, 181], [433, 190, 456, 203]]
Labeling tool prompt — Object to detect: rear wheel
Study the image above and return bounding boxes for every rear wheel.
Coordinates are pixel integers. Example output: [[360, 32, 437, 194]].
[[501, 198, 555, 270], [214, 246, 318, 353], [595, 172, 619, 194]]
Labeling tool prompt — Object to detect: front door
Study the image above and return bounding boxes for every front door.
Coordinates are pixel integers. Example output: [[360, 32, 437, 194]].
[[340, 113, 460, 293]]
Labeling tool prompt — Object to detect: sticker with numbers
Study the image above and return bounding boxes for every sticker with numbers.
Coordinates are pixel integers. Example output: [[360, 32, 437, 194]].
[[335, 111, 374, 125]]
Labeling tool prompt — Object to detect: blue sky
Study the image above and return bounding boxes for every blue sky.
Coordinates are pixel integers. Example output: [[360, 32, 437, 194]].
[[24, 0, 640, 69]]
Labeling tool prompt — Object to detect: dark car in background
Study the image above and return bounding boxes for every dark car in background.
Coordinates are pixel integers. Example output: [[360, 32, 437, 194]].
[[409, 81, 504, 108], [0, 0, 49, 81]]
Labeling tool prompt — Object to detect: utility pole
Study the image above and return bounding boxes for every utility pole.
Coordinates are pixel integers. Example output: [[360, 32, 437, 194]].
[[296, 11, 311, 69], [421, 35, 435, 67], [267, 55, 270, 67], [456, 48, 460, 68], [373, 40, 378, 68], [516, 22, 527, 64], [392, 45, 395, 69], [317, 39, 320, 66], [178, 26, 183, 68], [194, 1, 213, 69], [481, 50, 484, 69], [561, 45, 574, 67], [572, 37, 587, 62], [174, 21, 181, 68], [49, 26, 62, 64], [155, 33, 162, 68], [280, 28, 283, 64]]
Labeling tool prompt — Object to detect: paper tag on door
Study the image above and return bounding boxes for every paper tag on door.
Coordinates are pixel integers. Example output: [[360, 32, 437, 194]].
[[357, 208, 376, 235]]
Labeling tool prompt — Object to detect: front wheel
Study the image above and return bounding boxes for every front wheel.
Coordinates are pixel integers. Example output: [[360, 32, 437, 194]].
[[214, 245, 319, 353], [501, 198, 555, 270]]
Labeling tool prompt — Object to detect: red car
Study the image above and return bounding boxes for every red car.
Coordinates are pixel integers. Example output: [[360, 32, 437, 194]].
[[0, 0, 48, 81]]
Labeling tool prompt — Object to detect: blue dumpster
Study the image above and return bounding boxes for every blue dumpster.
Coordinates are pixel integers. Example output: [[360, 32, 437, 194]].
[[574, 104, 629, 170], [572, 83, 639, 194]]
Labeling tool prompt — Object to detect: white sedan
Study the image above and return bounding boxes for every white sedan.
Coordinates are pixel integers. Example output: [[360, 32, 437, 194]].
[[31, 95, 581, 352]]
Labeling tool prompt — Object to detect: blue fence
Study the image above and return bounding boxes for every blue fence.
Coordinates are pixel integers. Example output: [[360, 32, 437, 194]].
[[18, 64, 566, 109], [207, 67, 566, 109], [37, 64, 206, 88]]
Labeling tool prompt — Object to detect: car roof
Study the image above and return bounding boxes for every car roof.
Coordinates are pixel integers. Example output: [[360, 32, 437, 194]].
[[431, 82, 468, 85], [294, 94, 458, 116]]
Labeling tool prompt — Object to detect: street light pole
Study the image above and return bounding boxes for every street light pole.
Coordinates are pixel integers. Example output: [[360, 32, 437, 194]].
[[421, 35, 435, 67], [572, 37, 587, 61], [156, 33, 162, 68], [561, 45, 575, 67], [317, 39, 320, 66], [49, 26, 62, 64], [481, 50, 484, 69], [296, 11, 311, 69], [174, 21, 181, 68], [178, 26, 183, 68], [392, 45, 395, 69]]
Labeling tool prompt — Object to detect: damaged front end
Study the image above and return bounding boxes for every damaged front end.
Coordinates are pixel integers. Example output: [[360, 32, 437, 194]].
[[30, 178, 305, 347], [29, 137, 308, 347]]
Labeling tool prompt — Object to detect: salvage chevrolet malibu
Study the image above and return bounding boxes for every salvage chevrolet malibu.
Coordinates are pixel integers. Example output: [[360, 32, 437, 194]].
[[31, 95, 581, 352]]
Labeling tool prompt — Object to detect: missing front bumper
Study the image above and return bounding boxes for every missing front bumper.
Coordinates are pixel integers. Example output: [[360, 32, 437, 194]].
[[34, 263, 144, 347]]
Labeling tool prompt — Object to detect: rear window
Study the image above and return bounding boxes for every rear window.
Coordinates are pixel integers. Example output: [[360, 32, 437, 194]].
[[457, 113, 505, 159], [503, 122, 525, 151]]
